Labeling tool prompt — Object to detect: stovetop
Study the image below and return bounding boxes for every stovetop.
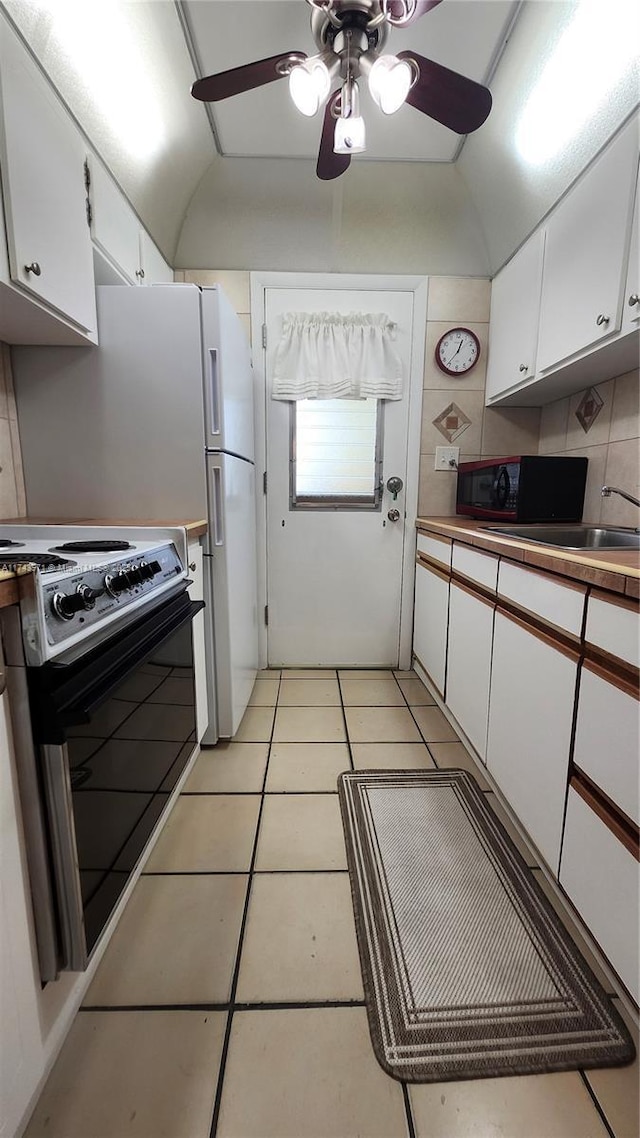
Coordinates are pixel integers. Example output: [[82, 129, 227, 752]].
[[1, 525, 190, 665]]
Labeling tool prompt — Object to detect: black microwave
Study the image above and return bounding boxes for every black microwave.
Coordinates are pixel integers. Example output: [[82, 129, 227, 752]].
[[456, 456, 588, 521]]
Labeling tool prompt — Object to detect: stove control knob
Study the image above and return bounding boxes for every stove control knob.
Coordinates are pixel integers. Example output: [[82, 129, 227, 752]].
[[77, 585, 98, 609], [104, 571, 130, 597], [52, 590, 86, 620], [139, 561, 154, 581], [127, 564, 144, 586]]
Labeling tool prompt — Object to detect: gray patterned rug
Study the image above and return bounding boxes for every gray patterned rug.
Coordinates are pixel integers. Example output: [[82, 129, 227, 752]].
[[338, 768, 635, 1083]]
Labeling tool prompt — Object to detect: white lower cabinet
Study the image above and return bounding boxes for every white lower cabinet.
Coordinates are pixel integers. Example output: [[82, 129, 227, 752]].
[[560, 785, 639, 1003], [573, 663, 639, 827], [413, 559, 449, 697], [187, 538, 209, 743], [446, 581, 494, 761], [486, 609, 579, 872], [1, 687, 42, 1138]]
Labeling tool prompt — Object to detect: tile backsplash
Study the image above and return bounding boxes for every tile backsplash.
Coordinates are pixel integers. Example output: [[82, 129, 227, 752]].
[[0, 342, 26, 517], [538, 369, 640, 527]]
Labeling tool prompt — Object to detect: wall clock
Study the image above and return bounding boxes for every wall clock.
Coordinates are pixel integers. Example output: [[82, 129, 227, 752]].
[[435, 327, 481, 376]]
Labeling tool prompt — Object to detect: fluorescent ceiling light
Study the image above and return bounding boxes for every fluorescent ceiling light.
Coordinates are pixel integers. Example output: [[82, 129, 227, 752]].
[[368, 55, 413, 115], [289, 59, 331, 117], [516, 0, 639, 165], [30, 0, 165, 161]]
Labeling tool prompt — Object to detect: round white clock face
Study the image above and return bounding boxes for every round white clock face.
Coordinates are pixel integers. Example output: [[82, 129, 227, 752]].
[[435, 328, 480, 376]]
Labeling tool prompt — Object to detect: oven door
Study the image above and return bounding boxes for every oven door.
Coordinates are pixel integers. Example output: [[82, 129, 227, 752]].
[[28, 588, 204, 975]]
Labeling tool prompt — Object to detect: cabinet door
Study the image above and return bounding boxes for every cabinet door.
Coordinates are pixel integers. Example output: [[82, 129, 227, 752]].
[[139, 229, 173, 285], [413, 560, 449, 697], [560, 785, 639, 1003], [485, 230, 545, 402], [87, 155, 140, 285], [486, 609, 579, 872], [537, 120, 639, 372], [573, 663, 639, 827], [0, 22, 96, 334], [446, 582, 494, 760], [621, 165, 640, 334], [0, 689, 43, 1138], [187, 539, 209, 743]]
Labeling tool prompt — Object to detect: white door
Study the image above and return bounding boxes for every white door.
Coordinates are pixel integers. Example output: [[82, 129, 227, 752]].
[[265, 287, 416, 667]]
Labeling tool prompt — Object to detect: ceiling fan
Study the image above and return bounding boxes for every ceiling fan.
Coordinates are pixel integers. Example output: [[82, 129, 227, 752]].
[[190, 0, 493, 181]]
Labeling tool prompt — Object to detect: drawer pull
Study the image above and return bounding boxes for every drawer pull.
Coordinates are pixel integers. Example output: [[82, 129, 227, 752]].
[[629, 293, 640, 306], [595, 313, 610, 326], [24, 261, 41, 276]]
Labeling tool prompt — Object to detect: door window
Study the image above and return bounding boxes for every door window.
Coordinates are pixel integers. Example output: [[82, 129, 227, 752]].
[[290, 397, 383, 509]]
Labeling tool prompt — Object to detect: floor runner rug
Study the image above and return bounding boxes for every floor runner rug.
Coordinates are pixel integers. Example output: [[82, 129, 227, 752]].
[[338, 768, 635, 1082]]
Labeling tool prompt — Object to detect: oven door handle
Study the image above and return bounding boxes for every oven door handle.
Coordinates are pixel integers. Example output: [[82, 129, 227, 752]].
[[30, 592, 205, 743]]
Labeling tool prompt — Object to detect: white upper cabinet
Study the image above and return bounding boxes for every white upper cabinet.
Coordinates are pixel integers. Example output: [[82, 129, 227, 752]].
[[139, 229, 173, 285], [485, 230, 545, 403], [621, 163, 640, 335], [0, 19, 96, 340], [536, 118, 638, 373], [87, 155, 141, 285], [87, 154, 173, 287]]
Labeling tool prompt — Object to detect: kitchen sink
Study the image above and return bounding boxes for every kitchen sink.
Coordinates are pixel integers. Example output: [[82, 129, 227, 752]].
[[485, 525, 640, 550]]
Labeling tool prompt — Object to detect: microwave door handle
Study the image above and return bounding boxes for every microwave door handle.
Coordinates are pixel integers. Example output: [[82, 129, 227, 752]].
[[495, 466, 510, 509]]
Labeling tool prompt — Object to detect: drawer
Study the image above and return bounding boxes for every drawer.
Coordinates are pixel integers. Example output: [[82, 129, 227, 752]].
[[452, 543, 498, 593], [497, 560, 586, 637], [560, 784, 639, 1002], [416, 532, 452, 570], [585, 592, 639, 671], [573, 662, 639, 826]]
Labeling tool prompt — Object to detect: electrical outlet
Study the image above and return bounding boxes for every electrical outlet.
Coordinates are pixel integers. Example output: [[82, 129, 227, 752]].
[[434, 446, 460, 471]]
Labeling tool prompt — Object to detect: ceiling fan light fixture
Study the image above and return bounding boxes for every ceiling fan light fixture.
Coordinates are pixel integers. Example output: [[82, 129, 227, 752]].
[[333, 79, 366, 154], [289, 57, 331, 116], [367, 54, 413, 113]]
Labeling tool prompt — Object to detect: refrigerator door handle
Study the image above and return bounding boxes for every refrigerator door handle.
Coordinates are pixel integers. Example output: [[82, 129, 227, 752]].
[[211, 463, 224, 546], [207, 348, 221, 441]]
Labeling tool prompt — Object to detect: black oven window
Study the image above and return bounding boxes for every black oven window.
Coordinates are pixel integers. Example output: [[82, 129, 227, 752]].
[[66, 623, 197, 954]]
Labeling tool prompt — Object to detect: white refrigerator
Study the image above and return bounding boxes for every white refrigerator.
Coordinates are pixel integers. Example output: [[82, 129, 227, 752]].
[[12, 284, 258, 742]]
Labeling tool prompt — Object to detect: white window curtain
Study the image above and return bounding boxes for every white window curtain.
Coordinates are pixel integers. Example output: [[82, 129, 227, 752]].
[[272, 311, 403, 401]]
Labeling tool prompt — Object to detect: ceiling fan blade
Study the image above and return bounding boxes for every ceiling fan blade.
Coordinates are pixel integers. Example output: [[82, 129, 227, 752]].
[[398, 51, 492, 135], [191, 52, 306, 102], [384, 0, 443, 26], [317, 92, 351, 181]]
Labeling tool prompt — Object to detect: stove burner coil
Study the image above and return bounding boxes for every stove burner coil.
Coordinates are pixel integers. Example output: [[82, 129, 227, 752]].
[[51, 540, 135, 554], [0, 553, 77, 571], [0, 539, 25, 548]]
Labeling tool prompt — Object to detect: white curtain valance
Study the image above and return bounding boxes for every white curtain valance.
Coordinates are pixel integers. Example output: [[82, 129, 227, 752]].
[[272, 311, 403, 401]]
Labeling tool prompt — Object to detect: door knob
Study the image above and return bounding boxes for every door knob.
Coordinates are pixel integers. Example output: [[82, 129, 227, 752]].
[[387, 508, 400, 522], [386, 476, 403, 500]]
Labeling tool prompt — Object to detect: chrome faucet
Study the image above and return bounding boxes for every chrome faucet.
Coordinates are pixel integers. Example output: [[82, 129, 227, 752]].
[[601, 485, 640, 509]]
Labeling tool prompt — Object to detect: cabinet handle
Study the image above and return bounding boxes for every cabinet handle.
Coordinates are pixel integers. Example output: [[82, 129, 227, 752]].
[[135, 268, 145, 280], [595, 313, 610, 326], [24, 261, 41, 276], [519, 363, 528, 373], [189, 561, 197, 572], [629, 293, 640, 307]]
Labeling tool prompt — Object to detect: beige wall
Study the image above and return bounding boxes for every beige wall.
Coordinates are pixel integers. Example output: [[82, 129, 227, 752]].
[[0, 342, 26, 517], [538, 369, 640, 528], [417, 278, 540, 516], [176, 270, 542, 519]]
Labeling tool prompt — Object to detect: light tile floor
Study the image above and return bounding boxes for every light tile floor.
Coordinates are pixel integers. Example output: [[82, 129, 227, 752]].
[[25, 669, 639, 1138]]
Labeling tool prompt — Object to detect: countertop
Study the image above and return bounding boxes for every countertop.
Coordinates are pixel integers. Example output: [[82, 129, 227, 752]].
[[0, 516, 209, 538], [416, 517, 640, 599]]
